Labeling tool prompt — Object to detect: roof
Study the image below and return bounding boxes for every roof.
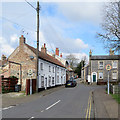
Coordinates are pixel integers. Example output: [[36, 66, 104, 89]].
[[91, 55, 120, 60], [26, 44, 65, 68]]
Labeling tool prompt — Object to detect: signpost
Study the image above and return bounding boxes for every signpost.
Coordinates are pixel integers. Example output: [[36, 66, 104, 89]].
[[105, 64, 112, 94], [28, 69, 33, 95]]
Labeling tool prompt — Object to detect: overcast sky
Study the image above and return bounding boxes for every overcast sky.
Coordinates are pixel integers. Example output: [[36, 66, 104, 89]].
[[0, 1, 113, 62]]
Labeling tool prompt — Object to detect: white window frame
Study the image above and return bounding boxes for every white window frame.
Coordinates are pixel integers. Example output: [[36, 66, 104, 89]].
[[99, 72, 103, 79], [112, 61, 117, 69], [41, 63, 43, 70], [98, 61, 104, 69], [112, 71, 117, 80]]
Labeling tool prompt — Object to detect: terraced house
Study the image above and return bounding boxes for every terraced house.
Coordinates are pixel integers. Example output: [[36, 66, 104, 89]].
[[82, 49, 120, 84], [1, 35, 66, 91]]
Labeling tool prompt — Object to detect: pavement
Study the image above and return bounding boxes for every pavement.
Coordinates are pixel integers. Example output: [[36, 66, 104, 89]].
[[93, 86, 119, 119], [1, 80, 119, 119]]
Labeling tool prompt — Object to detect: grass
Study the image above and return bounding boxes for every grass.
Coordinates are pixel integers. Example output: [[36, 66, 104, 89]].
[[111, 94, 120, 104], [106, 88, 120, 104]]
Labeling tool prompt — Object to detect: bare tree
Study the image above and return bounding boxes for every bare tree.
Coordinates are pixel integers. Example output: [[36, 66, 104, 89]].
[[97, 2, 120, 53], [65, 54, 79, 69]]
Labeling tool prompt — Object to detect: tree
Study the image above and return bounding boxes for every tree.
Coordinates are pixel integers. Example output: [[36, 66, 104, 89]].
[[96, 2, 120, 53], [74, 58, 86, 78], [65, 54, 79, 70]]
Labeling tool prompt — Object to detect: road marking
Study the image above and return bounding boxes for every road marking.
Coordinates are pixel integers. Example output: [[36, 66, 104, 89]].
[[41, 110, 44, 112], [2, 106, 14, 111], [45, 100, 61, 110], [85, 91, 92, 119], [28, 116, 34, 120]]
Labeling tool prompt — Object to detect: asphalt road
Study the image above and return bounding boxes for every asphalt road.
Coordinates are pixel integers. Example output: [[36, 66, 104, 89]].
[[2, 81, 104, 119]]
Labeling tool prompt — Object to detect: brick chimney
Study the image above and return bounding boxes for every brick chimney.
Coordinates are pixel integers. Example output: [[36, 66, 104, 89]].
[[19, 35, 25, 46], [60, 53, 62, 57], [41, 43, 47, 53], [1, 54, 7, 61], [109, 48, 114, 55], [55, 48, 59, 56]]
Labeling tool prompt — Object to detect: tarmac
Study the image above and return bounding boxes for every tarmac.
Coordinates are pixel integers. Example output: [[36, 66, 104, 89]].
[[1, 83, 120, 119]]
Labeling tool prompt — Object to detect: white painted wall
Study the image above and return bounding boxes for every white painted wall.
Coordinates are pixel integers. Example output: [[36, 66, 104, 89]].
[[38, 58, 66, 89]]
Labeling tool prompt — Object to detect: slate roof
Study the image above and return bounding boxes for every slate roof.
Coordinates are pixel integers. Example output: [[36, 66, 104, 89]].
[[91, 55, 120, 60], [26, 44, 65, 68]]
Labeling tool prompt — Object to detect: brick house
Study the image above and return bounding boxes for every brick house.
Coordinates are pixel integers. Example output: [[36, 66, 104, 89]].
[[82, 49, 120, 84], [6, 35, 66, 90]]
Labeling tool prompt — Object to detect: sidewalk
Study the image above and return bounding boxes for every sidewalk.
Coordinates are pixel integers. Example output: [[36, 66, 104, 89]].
[[2, 85, 64, 108], [93, 87, 119, 119]]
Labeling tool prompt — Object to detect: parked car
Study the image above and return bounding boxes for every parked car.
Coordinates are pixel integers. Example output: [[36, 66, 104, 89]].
[[65, 78, 77, 87]]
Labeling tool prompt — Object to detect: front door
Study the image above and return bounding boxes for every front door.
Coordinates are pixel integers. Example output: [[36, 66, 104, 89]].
[[93, 75, 96, 82]]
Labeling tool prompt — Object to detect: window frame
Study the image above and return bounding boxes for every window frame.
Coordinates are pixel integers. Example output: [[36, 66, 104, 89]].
[[112, 71, 118, 80], [98, 72, 103, 79], [41, 63, 43, 70], [98, 61, 104, 69], [112, 61, 118, 69]]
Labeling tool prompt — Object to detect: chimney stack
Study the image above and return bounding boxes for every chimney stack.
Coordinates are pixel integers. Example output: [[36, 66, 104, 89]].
[[1, 55, 7, 61], [41, 43, 47, 53], [60, 53, 62, 57], [109, 48, 114, 55], [19, 35, 25, 46], [55, 48, 59, 56]]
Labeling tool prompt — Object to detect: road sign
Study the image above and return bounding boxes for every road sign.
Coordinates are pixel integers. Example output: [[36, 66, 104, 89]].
[[105, 64, 112, 71], [28, 69, 33, 76]]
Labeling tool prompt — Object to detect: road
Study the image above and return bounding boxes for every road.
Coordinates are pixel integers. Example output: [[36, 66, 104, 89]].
[[2, 80, 104, 119]]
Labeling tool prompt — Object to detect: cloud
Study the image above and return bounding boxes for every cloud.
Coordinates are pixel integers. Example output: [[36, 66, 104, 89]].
[[0, 37, 15, 57], [10, 34, 18, 42], [57, 2, 103, 23]]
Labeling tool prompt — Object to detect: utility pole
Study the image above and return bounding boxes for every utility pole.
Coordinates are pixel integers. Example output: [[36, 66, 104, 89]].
[[36, 0, 40, 92], [25, 0, 40, 92]]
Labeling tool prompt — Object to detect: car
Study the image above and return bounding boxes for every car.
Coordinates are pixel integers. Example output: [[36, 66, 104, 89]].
[[65, 78, 77, 87]]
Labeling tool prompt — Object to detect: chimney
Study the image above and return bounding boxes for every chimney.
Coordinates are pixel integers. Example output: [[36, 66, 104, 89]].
[[89, 49, 92, 57], [41, 43, 47, 53], [19, 35, 25, 46], [60, 53, 62, 57], [55, 48, 59, 56], [109, 48, 114, 55], [1, 54, 7, 61]]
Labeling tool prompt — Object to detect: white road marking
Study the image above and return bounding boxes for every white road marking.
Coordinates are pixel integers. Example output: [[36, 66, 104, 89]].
[[41, 110, 44, 112], [2, 106, 14, 110], [28, 117, 34, 120], [45, 100, 61, 110]]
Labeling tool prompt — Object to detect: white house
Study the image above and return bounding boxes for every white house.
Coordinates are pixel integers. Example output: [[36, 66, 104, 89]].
[[38, 44, 66, 89]]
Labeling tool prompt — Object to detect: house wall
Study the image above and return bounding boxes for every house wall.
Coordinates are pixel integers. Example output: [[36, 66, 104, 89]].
[[91, 60, 119, 82], [38, 59, 66, 89], [8, 44, 36, 90]]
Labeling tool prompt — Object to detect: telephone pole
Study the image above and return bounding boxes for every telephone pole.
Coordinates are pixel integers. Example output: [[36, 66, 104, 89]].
[[25, 0, 40, 92], [36, 0, 40, 92]]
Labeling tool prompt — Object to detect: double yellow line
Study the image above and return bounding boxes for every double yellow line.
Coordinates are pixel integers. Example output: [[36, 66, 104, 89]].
[[85, 91, 92, 119]]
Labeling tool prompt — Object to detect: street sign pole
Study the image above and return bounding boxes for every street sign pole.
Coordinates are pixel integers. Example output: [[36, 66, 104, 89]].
[[108, 70, 109, 94]]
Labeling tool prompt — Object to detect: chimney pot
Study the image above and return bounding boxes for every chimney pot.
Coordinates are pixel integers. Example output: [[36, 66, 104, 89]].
[[60, 53, 62, 57], [55, 48, 59, 56], [41, 43, 47, 53]]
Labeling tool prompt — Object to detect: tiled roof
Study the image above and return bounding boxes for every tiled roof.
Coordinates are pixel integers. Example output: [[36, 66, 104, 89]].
[[91, 55, 120, 60], [26, 44, 65, 68]]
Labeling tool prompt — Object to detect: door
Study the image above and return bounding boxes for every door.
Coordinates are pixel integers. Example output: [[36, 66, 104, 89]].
[[93, 75, 96, 82]]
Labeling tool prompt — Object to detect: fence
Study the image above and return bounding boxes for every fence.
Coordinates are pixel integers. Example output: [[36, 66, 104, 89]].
[[0, 77, 18, 93], [110, 84, 120, 94]]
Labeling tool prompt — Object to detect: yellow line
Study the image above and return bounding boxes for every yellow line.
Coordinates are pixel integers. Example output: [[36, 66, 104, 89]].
[[85, 91, 91, 119], [88, 95, 92, 119]]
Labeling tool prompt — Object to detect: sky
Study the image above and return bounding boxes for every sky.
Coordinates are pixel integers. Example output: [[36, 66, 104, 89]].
[[0, 0, 114, 63]]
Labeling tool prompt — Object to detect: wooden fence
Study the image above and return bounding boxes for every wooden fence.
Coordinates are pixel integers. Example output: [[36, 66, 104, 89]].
[[0, 77, 18, 93]]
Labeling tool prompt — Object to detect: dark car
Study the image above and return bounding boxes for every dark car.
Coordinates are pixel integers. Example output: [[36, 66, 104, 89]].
[[65, 78, 77, 87]]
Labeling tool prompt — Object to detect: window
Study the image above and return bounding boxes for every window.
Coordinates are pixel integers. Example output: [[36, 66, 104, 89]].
[[49, 66, 51, 72], [49, 76, 51, 86], [99, 72, 103, 79], [53, 67, 54, 73], [41, 76, 44, 87], [112, 61, 117, 69], [52, 77, 54, 84], [57, 67, 59, 73], [41, 63, 43, 70], [112, 72, 117, 79], [57, 75, 59, 83], [99, 61, 103, 69]]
